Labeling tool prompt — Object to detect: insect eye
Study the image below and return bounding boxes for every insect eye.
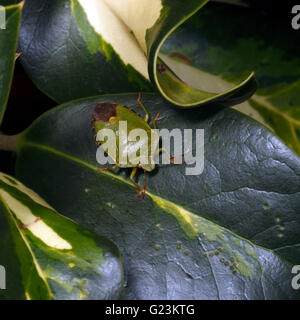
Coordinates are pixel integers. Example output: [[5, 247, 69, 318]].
[[109, 116, 118, 123]]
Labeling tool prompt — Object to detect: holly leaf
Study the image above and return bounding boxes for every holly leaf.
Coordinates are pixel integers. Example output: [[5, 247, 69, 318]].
[[0, 1, 22, 124], [18, 0, 256, 107], [0, 172, 123, 300], [14, 93, 300, 299]]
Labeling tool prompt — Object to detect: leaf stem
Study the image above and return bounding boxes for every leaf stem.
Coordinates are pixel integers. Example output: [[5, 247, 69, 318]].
[[0, 134, 18, 152]]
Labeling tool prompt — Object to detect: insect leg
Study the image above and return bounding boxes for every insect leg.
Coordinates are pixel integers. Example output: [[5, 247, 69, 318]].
[[15, 52, 22, 61], [153, 112, 160, 129], [98, 164, 119, 172], [137, 92, 149, 123], [130, 167, 143, 199], [157, 148, 184, 165]]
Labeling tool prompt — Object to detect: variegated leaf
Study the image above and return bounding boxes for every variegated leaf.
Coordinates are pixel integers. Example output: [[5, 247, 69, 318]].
[[0, 173, 123, 300]]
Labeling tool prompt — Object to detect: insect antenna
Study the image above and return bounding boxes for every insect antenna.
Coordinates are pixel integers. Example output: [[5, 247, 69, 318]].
[[153, 112, 160, 129], [137, 92, 149, 122], [142, 169, 147, 200]]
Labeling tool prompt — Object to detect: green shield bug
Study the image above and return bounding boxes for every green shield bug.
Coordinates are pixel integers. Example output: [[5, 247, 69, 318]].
[[92, 93, 180, 199]]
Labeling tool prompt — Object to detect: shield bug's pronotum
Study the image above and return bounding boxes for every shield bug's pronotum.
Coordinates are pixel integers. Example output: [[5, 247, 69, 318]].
[[92, 93, 181, 199]]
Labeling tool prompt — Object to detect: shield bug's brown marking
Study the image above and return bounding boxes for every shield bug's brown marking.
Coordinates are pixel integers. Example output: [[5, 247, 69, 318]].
[[92, 103, 118, 123]]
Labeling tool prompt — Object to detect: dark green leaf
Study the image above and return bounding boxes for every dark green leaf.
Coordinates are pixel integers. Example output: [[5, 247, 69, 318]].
[[15, 93, 300, 299], [0, 1, 22, 6], [212, 0, 296, 14], [0, 1, 22, 124], [0, 173, 123, 300], [18, 0, 256, 107]]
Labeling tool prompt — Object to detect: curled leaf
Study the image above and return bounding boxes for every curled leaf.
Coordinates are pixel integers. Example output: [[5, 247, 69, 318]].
[[18, 0, 256, 107]]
